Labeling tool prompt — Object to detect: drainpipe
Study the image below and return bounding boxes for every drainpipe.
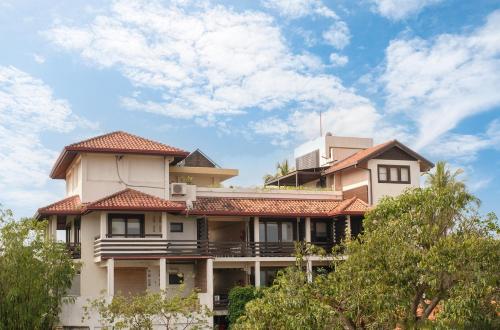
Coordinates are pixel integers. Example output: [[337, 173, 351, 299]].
[[356, 165, 373, 206]]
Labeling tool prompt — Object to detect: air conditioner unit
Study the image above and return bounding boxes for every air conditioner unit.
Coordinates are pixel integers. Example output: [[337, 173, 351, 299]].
[[171, 183, 187, 196]]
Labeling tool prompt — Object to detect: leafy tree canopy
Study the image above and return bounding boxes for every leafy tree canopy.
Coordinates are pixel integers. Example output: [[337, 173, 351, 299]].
[[84, 288, 211, 330], [236, 162, 500, 329], [0, 206, 79, 330]]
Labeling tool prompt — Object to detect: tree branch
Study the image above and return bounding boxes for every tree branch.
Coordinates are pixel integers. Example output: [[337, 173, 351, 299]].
[[422, 295, 441, 319], [411, 285, 426, 320]]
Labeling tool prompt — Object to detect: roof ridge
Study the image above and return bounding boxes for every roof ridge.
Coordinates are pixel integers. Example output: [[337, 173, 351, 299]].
[[67, 131, 123, 148]]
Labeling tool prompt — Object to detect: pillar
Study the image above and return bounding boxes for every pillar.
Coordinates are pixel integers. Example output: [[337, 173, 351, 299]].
[[305, 217, 311, 242], [206, 258, 214, 310], [161, 212, 168, 239], [50, 216, 57, 239], [160, 258, 167, 291], [254, 261, 261, 288], [253, 216, 260, 256], [107, 258, 114, 296], [306, 259, 313, 283], [100, 212, 107, 239]]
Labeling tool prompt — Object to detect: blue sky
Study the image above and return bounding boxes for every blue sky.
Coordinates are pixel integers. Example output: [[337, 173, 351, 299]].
[[1, 0, 499, 217]]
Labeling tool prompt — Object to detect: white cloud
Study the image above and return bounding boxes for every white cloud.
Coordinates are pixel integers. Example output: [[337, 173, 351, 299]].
[[369, 0, 442, 20], [323, 20, 351, 49], [45, 0, 367, 139], [426, 119, 500, 162], [329, 53, 348, 67], [380, 10, 500, 149], [262, 0, 338, 19], [0, 66, 87, 214], [33, 53, 46, 64]]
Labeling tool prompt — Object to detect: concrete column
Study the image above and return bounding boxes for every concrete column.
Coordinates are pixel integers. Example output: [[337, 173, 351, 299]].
[[100, 212, 107, 239], [254, 261, 261, 288], [305, 217, 311, 242], [253, 216, 260, 256], [161, 212, 168, 239], [206, 258, 214, 310], [160, 258, 167, 291], [306, 259, 313, 283], [50, 216, 57, 240], [345, 215, 351, 240], [253, 216, 260, 242], [107, 258, 115, 296]]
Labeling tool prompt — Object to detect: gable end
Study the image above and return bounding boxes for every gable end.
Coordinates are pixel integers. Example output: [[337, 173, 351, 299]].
[[374, 146, 417, 161]]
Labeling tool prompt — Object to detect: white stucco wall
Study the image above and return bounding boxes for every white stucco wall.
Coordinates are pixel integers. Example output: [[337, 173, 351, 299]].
[[368, 159, 421, 204], [80, 153, 172, 203]]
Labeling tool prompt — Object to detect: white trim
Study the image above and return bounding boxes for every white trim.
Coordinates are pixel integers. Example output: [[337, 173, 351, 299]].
[[342, 180, 369, 192]]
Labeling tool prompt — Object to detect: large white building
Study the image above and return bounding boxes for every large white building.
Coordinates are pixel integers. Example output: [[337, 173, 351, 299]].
[[37, 131, 433, 329]]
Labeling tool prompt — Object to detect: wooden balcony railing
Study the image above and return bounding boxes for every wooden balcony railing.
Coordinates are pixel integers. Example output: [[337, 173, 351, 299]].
[[94, 239, 338, 259]]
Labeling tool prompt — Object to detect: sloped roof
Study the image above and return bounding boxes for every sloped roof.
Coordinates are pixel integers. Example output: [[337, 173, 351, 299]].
[[37, 191, 369, 218], [189, 196, 369, 217], [86, 188, 185, 212], [325, 140, 434, 174], [50, 131, 189, 179], [37, 195, 85, 217]]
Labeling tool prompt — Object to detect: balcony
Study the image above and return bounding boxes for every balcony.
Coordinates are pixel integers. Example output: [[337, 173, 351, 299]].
[[93, 238, 336, 260]]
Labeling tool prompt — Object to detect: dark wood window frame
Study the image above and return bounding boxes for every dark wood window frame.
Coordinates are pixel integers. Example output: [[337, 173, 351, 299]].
[[107, 213, 145, 238], [170, 222, 184, 233], [259, 219, 297, 242], [377, 165, 411, 184]]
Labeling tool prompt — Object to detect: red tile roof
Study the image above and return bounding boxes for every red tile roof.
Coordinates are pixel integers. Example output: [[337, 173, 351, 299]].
[[37, 195, 85, 217], [335, 197, 370, 215], [189, 196, 369, 217], [37, 191, 369, 218], [50, 131, 189, 179], [325, 140, 434, 174], [66, 131, 188, 155], [86, 188, 185, 212]]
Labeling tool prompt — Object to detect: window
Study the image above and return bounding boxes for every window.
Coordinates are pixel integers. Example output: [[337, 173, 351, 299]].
[[259, 221, 295, 242], [315, 222, 327, 238], [378, 165, 411, 184], [107, 214, 145, 237], [169, 272, 183, 285], [170, 222, 183, 233]]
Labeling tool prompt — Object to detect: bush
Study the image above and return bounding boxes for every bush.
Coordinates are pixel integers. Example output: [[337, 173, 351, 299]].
[[227, 286, 261, 327]]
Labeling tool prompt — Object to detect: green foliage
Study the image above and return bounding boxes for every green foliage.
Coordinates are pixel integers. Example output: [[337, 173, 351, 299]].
[[263, 159, 295, 183], [0, 206, 79, 330], [84, 288, 211, 330], [227, 286, 262, 327], [236, 162, 500, 329]]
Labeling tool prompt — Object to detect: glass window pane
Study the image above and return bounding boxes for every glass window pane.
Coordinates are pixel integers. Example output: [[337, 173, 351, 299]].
[[281, 223, 294, 242], [127, 218, 141, 236], [400, 167, 409, 182], [111, 218, 126, 235], [379, 167, 387, 181], [390, 167, 398, 182], [267, 223, 279, 242], [315, 222, 327, 238], [259, 223, 266, 242]]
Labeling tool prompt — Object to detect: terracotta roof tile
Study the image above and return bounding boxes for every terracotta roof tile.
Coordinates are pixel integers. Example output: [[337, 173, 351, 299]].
[[38, 195, 84, 216], [335, 197, 370, 214], [189, 196, 368, 217], [86, 188, 185, 212], [51, 131, 190, 179], [67, 131, 188, 155]]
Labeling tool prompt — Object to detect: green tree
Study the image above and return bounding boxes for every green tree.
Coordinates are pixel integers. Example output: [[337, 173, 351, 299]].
[[0, 206, 79, 329], [236, 163, 500, 329], [84, 288, 211, 330], [227, 286, 262, 327], [276, 159, 292, 177]]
